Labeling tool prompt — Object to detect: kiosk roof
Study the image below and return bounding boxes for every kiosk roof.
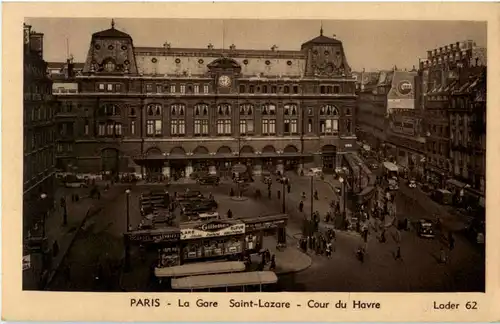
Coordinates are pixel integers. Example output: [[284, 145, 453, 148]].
[[172, 271, 278, 290], [155, 261, 245, 278]]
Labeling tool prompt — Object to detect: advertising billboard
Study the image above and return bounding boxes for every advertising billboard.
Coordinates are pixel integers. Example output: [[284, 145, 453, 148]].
[[387, 71, 417, 110]]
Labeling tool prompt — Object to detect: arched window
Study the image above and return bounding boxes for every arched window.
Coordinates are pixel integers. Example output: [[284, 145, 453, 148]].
[[239, 104, 253, 116], [321, 105, 339, 116], [284, 104, 298, 135], [217, 104, 231, 116], [171, 104, 185, 116]]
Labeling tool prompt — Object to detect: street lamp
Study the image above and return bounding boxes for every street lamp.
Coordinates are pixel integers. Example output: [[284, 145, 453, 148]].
[[338, 177, 346, 225], [281, 177, 286, 213], [124, 188, 131, 271], [40, 193, 47, 238], [125, 189, 131, 231]]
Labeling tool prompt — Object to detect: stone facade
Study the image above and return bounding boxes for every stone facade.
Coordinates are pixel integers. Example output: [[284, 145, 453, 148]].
[[51, 22, 357, 178]]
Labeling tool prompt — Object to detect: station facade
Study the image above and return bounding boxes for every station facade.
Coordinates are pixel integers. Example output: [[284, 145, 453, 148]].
[[50, 21, 357, 178]]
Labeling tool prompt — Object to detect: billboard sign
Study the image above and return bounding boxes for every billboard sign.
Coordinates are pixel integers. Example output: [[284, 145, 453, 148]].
[[398, 80, 413, 95]]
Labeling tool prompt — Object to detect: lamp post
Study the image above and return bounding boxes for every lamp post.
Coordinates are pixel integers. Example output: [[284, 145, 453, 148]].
[[281, 177, 286, 213], [310, 175, 314, 219], [124, 188, 131, 271], [338, 177, 346, 223], [40, 193, 47, 239]]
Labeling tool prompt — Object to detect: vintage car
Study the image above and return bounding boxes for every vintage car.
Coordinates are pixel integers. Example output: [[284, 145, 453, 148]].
[[416, 219, 435, 238], [408, 179, 417, 188], [176, 191, 203, 201], [196, 175, 220, 186]]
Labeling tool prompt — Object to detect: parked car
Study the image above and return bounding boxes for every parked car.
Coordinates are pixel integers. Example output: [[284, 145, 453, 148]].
[[431, 189, 453, 205], [177, 191, 203, 201], [307, 167, 323, 177], [408, 179, 417, 188], [416, 219, 435, 238], [64, 180, 88, 188], [261, 172, 272, 185], [197, 175, 220, 186]]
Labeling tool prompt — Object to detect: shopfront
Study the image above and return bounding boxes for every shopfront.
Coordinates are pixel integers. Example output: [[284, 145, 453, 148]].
[[125, 227, 181, 268], [242, 214, 288, 253], [180, 220, 246, 262]]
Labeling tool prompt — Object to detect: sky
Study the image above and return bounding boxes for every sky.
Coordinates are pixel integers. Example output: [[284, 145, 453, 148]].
[[25, 18, 487, 71]]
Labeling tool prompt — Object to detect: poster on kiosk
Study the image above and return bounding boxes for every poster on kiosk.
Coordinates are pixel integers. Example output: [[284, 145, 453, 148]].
[[181, 220, 245, 240]]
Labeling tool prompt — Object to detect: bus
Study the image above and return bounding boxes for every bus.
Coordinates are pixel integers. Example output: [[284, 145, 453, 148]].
[[171, 271, 278, 292]]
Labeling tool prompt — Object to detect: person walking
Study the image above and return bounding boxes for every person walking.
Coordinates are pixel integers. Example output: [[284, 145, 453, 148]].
[[326, 242, 332, 258], [299, 200, 304, 213], [287, 183, 291, 194], [277, 190, 281, 200], [227, 209, 233, 219], [394, 246, 403, 262], [439, 247, 447, 264], [269, 255, 276, 271]]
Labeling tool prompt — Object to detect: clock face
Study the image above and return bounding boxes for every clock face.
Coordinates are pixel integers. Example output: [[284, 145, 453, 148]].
[[218, 75, 232, 88]]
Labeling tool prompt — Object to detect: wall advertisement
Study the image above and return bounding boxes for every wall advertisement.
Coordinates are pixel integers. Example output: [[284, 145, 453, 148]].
[[181, 220, 246, 240]]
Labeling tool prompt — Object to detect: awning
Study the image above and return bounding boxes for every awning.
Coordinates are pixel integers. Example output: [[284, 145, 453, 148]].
[[446, 179, 469, 189], [155, 261, 245, 278], [172, 271, 278, 290]]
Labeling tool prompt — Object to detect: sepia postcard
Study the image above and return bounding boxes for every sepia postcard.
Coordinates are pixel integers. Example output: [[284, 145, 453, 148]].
[[2, 2, 499, 322]]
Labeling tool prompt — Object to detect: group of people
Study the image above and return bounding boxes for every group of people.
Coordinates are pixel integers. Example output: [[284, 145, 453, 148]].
[[243, 249, 277, 272], [298, 229, 336, 258]]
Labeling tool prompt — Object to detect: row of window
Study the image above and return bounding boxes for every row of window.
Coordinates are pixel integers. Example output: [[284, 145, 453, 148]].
[[95, 82, 353, 95], [25, 105, 55, 123], [24, 128, 55, 153], [95, 103, 349, 118], [24, 150, 54, 184], [91, 117, 351, 137]]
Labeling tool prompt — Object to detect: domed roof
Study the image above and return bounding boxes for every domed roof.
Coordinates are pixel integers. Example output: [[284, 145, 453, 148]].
[[92, 19, 131, 39]]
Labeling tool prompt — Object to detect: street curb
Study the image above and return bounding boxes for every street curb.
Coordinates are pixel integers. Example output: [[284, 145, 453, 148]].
[[275, 254, 313, 276], [45, 188, 124, 289]]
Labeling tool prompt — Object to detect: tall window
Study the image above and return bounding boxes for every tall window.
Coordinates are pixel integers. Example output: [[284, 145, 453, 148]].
[[146, 103, 163, 136], [98, 122, 122, 136], [261, 103, 276, 136], [319, 105, 339, 135], [180, 85, 186, 93], [98, 104, 121, 117], [84, 121, 89, 135], [131, 121, 136, 135], [194, 84, 200, 94], [262, 119, 276, 136], [194, 103, 209, 136], [283, 104, 298, 135], [239, 104, 254, 135], [203, 84, 209, 94], [170, 104, 186, 136], [170, 84, 176, 93], [217, 103, 232, 135]]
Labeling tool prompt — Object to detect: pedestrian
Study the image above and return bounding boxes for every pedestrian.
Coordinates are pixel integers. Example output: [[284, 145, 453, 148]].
[[269, 254, 276, 271], [277, 190, 281, 200], [448, 232, 455, 251], [314, 190, 319, 200], [287, 183, 291, 193], [394, 246, 403, 262], [301, 192, 306, 200], [265, 249, 271, 263], [52, 240, 59, 257], [268, 189, 272, 199], [326, 242, 332, 258], [299, 200, 304, 213], [439, 247, 447, 264], [227, 209, 233, 219], [97, 190, 101, 200]]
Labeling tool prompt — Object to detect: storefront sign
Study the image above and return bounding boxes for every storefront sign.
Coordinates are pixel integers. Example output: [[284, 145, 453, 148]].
[[245, 219, 285, 232], [127, 231, 180, 243], [181, 222, 245, 240]]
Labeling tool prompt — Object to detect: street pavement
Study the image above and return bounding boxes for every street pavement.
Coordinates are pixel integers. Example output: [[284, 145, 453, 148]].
[[48, 174, 484, 292]]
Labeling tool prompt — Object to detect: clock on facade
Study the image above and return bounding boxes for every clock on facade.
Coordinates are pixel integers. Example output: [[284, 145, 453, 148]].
[[218, 75, 232, 88]]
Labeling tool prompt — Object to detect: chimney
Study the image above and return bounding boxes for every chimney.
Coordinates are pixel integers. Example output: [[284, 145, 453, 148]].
[[23, 23, 32, 52], [66, 57, 75, 78], [29, 32, 44, 57]]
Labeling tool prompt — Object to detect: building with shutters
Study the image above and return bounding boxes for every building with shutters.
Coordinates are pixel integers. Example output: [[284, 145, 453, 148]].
[[50, 21, 357, 179]]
